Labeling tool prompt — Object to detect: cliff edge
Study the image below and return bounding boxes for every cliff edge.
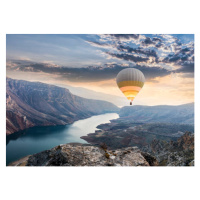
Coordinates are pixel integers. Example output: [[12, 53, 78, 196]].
[[9, 143, 157, 166], [6, 78, 119, 135]]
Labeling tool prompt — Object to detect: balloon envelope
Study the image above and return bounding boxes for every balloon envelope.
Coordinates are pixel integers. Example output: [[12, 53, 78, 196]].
[[116, 68, 145, 102]]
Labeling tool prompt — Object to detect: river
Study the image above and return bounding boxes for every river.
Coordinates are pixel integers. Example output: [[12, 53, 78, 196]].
[[6, 113, 119, 165]]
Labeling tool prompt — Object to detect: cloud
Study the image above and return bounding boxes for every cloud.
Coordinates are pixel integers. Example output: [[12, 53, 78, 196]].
[[175, 61, 194, 74], [141, 37, 155, 47], [97, 34, 144, 44], [87, 40, 159, 62], [140, 36, 171, 51], [7, 60, 172, 82], [161, 40, 194, 76], [86, 41, 113, 49], [152, 37, 162, 43], [86, 34, 194, 78], [7, 34, 194, 85], [116, 45, 158, 59], [160, 34, 177, 44], [109, 34, 140, 40], [106, 52, 149, 63]]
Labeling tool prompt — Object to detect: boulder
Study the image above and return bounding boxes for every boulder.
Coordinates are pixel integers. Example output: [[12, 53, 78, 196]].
[[9, 143, 156, 166]]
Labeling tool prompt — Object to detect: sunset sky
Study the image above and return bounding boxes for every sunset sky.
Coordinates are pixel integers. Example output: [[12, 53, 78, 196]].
[[6, 34, 194, 106]]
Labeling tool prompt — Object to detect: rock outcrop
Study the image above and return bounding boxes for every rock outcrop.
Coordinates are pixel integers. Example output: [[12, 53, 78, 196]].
[[81, 120, 194, 166], [6, 78, 119, 135], [142, 132, 194, 166], [9, 143, 157, 166]]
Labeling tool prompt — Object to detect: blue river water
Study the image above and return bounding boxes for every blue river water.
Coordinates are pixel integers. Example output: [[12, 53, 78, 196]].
[[6, 113, 119, 165]]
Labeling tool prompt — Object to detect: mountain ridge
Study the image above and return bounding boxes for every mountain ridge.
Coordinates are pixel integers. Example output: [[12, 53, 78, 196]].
[[6, 78, 119, 135], [119, 103, 194, 124], [57, 84, 126, 107]]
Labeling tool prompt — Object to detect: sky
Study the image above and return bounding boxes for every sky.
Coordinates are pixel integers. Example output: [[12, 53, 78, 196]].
[[6, 34, 194, 106]]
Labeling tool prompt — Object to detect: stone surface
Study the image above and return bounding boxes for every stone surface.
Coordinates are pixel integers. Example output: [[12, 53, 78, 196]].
[[142, 132, 194, 166], [9, 143, 156, 167]]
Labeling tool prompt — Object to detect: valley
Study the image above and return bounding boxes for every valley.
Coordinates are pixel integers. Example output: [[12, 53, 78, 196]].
[[6, 78, 194, 166], [6, 78, 119, 135]]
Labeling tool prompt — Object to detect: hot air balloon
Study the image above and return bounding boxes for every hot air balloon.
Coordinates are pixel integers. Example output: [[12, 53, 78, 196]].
[[116, 68, 145, 105]]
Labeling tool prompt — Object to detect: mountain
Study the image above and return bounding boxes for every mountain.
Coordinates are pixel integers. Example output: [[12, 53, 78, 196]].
[[119, 103, 194, 124], [57, 84, 126, 107], [8, 143, 157, 166], [6, 78, 119, 135]]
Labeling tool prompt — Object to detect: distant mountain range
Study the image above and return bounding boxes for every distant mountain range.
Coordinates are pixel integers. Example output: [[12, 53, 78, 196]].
[[119, 103, 194, 124], [6, 78, 119, 135], [57, 84, 126, 107]]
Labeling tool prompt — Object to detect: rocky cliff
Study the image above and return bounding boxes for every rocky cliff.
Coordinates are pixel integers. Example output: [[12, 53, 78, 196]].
[[119, 103, 194, 124], [142, 132, 194, 166], [6, 78, 119, 135], [9, 143, 157, 166], [9, 132, 193, 166], [81, 119, 194, 166]]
